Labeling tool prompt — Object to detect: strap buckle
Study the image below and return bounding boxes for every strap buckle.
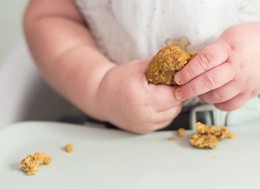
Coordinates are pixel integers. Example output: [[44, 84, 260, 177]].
[[189, 96, 260, 130], [190, 104, 227, 129]]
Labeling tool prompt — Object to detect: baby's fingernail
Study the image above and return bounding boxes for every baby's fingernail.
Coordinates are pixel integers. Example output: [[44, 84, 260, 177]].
[[174, 89, 183, 101], [174, 73, 181, 85]]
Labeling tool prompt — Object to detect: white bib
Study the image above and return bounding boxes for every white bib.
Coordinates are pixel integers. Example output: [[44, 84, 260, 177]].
[[75, 0, 260, 64], [75, 0, 260, 111]]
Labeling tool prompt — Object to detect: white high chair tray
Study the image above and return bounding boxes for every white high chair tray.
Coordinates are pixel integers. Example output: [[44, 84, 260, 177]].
[[0, 121, 260, 189]]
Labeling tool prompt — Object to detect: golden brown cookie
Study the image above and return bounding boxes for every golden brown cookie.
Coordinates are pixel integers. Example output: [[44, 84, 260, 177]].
[[145, 45, 191, 85], [146, 36, 197, 86]]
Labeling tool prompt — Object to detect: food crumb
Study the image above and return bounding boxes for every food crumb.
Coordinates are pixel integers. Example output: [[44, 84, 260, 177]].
[[64, 144, 74, 153], [190, 122, 236, 149], [168, 135, 177, 141], [177, 128, 186, 137], [19, 152, 52, 176]]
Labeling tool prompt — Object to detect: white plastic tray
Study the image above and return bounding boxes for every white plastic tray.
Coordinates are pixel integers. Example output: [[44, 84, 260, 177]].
[[1, 121, 260, 189]]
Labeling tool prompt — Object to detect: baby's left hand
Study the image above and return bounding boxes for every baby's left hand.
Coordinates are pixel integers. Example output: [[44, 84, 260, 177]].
[[174, 22, 260, 111]]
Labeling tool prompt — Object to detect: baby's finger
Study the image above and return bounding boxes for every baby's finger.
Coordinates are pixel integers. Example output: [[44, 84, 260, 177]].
[[137, 105, 182, 133], [174, 40, 230, 85], [174, 62, 235, 101], [152, 105, 182, 129], [200, 80, 242, 104]]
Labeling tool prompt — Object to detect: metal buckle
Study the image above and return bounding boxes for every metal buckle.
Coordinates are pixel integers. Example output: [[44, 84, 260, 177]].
[[189, 96, 260, 130], [190, 104, 227, 130]]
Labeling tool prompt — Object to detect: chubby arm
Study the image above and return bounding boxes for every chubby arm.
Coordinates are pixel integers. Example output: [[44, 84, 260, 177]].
[[24, 0, 182, 133], [24, 0, 115, 120]]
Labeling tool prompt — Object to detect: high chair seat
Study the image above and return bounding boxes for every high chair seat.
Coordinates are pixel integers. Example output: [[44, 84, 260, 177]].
[[0, 40, 79, 127]]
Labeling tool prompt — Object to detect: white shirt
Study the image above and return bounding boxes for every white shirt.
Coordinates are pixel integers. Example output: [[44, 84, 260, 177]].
[[75, 0, 260, 110], [75, 0, 260, 64]]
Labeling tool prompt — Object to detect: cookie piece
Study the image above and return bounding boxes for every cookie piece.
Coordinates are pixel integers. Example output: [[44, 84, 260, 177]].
[[177, 128, 187, 137], [64, 144, 74, 153], [19, 152, 52, 175], [195, 122, 235, 140], [190, 133, 218, 149], [146, 45, 191, 85], [190, 122, 236, 149]]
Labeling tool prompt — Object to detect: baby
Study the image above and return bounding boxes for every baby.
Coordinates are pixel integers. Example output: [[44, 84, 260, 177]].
[[23, 0, 260, 133]]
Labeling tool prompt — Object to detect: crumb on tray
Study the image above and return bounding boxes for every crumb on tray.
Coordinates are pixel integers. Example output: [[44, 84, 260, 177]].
[[177, 128, 186, 137], [190, 122, 236, 149], [19, 152, 52, 176], [64, 144, 74, 153]]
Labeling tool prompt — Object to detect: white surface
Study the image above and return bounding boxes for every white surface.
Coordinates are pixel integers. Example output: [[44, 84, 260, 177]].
[[1, 121, 260, 189]]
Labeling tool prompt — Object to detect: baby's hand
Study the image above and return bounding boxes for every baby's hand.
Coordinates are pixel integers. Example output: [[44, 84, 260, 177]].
[[94, 59, 182, 134], [174, 22, 260, 111]]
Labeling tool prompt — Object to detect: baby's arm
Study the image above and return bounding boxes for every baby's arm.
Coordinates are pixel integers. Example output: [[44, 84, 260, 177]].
[[24, 0, 181, 133], [174, 22, 260, 111], [24, 0, 115, 118]]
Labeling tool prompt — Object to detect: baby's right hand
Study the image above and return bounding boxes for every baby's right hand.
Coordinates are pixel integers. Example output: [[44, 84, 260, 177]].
[[94, 59, 182, 134]]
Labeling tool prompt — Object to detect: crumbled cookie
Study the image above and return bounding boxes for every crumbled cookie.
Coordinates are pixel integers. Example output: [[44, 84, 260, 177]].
[[177, 128, 186, 137], [195, 122, 235, 139], [146, 37, 197, 85], [190, 122, 236, 149], [19, 152, 52, 175], [190, 133, 218, 149], [64, 144, 74, 153]]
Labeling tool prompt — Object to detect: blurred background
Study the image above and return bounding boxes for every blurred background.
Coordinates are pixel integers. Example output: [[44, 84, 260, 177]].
[[0, 0, 80, 127], [0, 0, 28, 63]]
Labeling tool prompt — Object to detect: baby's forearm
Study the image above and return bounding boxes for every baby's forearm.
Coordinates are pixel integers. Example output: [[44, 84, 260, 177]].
[[24, 0, 115, 119]]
